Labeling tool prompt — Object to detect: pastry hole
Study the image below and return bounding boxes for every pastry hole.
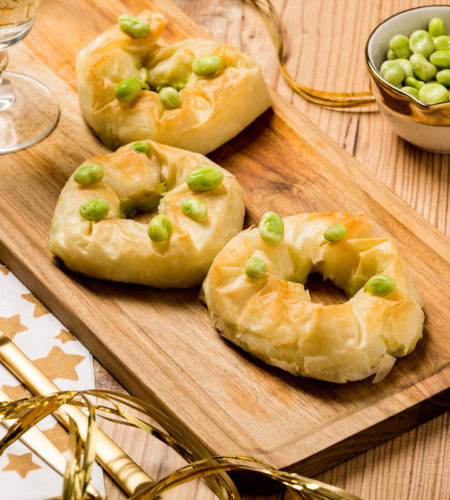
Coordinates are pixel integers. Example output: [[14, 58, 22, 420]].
[[304, 273, 348, 305], [119, 186, 166, 222], [132, 212, 156, 225]]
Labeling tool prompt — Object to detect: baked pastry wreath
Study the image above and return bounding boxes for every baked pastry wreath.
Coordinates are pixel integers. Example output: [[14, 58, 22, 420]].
[[48, 141, 245, 288], [202, 212, 424, 383], [76, 11, 272, 153]]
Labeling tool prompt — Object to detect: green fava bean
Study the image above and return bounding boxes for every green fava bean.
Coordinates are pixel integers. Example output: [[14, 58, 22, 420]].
[[192, 56, 222, 76], [397, 59, 413, 78], [383, 68, 404, 86], [437, 69, 450, 88], [401, 86, 419, 98], [118, 14, 150, 38], [259, 212, 284, 244], [245, 257, 267, 279], [74, 163, 103, 185], [429, 50, 450, 69], [324, 224, 347, 242], [410, 53, 437, 81], [138, 66, 148, 82], [380, 60, 405, 86], [386, 49, 396, 61], [384, 66, 405, 86], [138, 67, 149, 90], [389, 34, 412, 59], [364, 274, 396, 297], [409, 29, 435, 57], [419, 83, 449, 104], [132, 141, 150, 153], [115, 78, 142, 102], [138, 67, 148, 82], [159, 87, 182, 109], [434, 35, 450, 51], [404, 76, 425, 90], [428, 17, 446, 38], [187, 166, 223, 192], [148, 215, 172, 242], [79, 199, 110, 221], [172, 80, 186, 91], [380, 60, 397, 74], [181, 197, 207, 221]]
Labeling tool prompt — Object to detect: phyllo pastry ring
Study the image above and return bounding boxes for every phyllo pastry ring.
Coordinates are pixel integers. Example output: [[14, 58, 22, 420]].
[[202, 212, 424, 383], [48, 140, 245, 288], [76, 10, 272, 153]]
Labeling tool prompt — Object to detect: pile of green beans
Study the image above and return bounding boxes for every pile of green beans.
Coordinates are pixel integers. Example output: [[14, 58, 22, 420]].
[[380, 17, 450, 104]]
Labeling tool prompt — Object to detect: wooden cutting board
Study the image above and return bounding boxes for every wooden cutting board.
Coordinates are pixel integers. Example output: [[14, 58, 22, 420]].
[[1, 0, 448, 477]]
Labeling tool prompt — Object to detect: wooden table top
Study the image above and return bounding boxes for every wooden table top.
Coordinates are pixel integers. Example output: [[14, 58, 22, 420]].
[[62, 0, 449, 498]]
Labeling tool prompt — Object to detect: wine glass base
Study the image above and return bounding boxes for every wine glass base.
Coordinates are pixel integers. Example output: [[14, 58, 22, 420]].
[[0, 72, 59, 154]]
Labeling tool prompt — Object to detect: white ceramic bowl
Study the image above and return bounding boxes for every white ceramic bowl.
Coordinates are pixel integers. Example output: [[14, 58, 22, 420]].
[[366, 6, 450, 154]]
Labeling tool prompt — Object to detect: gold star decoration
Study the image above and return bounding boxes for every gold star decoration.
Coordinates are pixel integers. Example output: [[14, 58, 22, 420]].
[[1, 384, 29, 401], [42, 423, 69, 453], [2, 452, 41, 478], [21, 293, 49, 318], [0, 315, 28, 339], [54, 329, 76, 344], [0, 262, 9, 275], [34, 346, 84, 381]]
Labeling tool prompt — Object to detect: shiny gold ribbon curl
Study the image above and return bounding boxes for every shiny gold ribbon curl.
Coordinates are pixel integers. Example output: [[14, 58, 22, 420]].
[[247, 0, 376, 108], [0, 390, 362, 500]]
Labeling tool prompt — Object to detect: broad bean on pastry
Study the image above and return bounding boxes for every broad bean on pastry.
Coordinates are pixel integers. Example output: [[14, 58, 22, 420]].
[[76, 11, 272, 153], [48, 141, 245, 288], [202, 212, 424, 383]]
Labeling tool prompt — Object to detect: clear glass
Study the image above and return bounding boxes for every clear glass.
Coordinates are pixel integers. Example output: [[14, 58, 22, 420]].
[[0, 0, 59, 154]]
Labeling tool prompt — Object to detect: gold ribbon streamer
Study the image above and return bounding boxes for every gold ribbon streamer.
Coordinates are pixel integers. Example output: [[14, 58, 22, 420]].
[[0, 390, 362, 500], [247, 0, 376, 108], [131, 456, 363, 500]]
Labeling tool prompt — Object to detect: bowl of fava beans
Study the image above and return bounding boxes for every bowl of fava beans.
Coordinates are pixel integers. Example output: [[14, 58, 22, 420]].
[[366, 6, 450, 153]]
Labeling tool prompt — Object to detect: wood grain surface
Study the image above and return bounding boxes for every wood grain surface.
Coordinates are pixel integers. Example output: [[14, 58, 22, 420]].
[[3, 0, 448, 471], [2, 0, 448, 498]]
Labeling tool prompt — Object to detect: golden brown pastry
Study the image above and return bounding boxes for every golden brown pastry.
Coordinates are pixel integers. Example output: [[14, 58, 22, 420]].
[[48, 140, 245, 288], [202, 212, 424, 383], [76, 11, 271, 153]]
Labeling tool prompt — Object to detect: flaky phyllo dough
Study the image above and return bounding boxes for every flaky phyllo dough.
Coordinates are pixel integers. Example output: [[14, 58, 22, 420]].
[[48, 141, 245, 288], [202, 213, 424, 383], [76, 11, 272, 153]]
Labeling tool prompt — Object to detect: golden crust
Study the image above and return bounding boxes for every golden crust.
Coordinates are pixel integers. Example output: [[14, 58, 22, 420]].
[[202, 213, 424, 382], [76, 10, 272, 153], [48, 141, 245, 288]]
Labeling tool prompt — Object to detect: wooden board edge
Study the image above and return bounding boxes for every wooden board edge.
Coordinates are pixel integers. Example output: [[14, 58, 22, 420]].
[[266, 366, 450, 470], [287, 386, 450, 478], [148, 0, 215, 40]]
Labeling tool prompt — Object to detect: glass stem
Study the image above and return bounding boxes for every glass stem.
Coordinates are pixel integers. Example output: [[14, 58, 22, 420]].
[[0, 51, 15, 111], [0, 51, 8, 83]]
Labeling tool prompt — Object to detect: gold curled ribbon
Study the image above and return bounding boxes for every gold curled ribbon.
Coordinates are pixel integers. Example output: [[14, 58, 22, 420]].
[[131, 456, 363, 500], [247, 0, 376, 108], [0, 390, 362, 500]]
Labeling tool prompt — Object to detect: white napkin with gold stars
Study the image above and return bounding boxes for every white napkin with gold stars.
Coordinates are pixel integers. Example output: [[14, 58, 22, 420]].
[[0, 262, 105, 499]]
